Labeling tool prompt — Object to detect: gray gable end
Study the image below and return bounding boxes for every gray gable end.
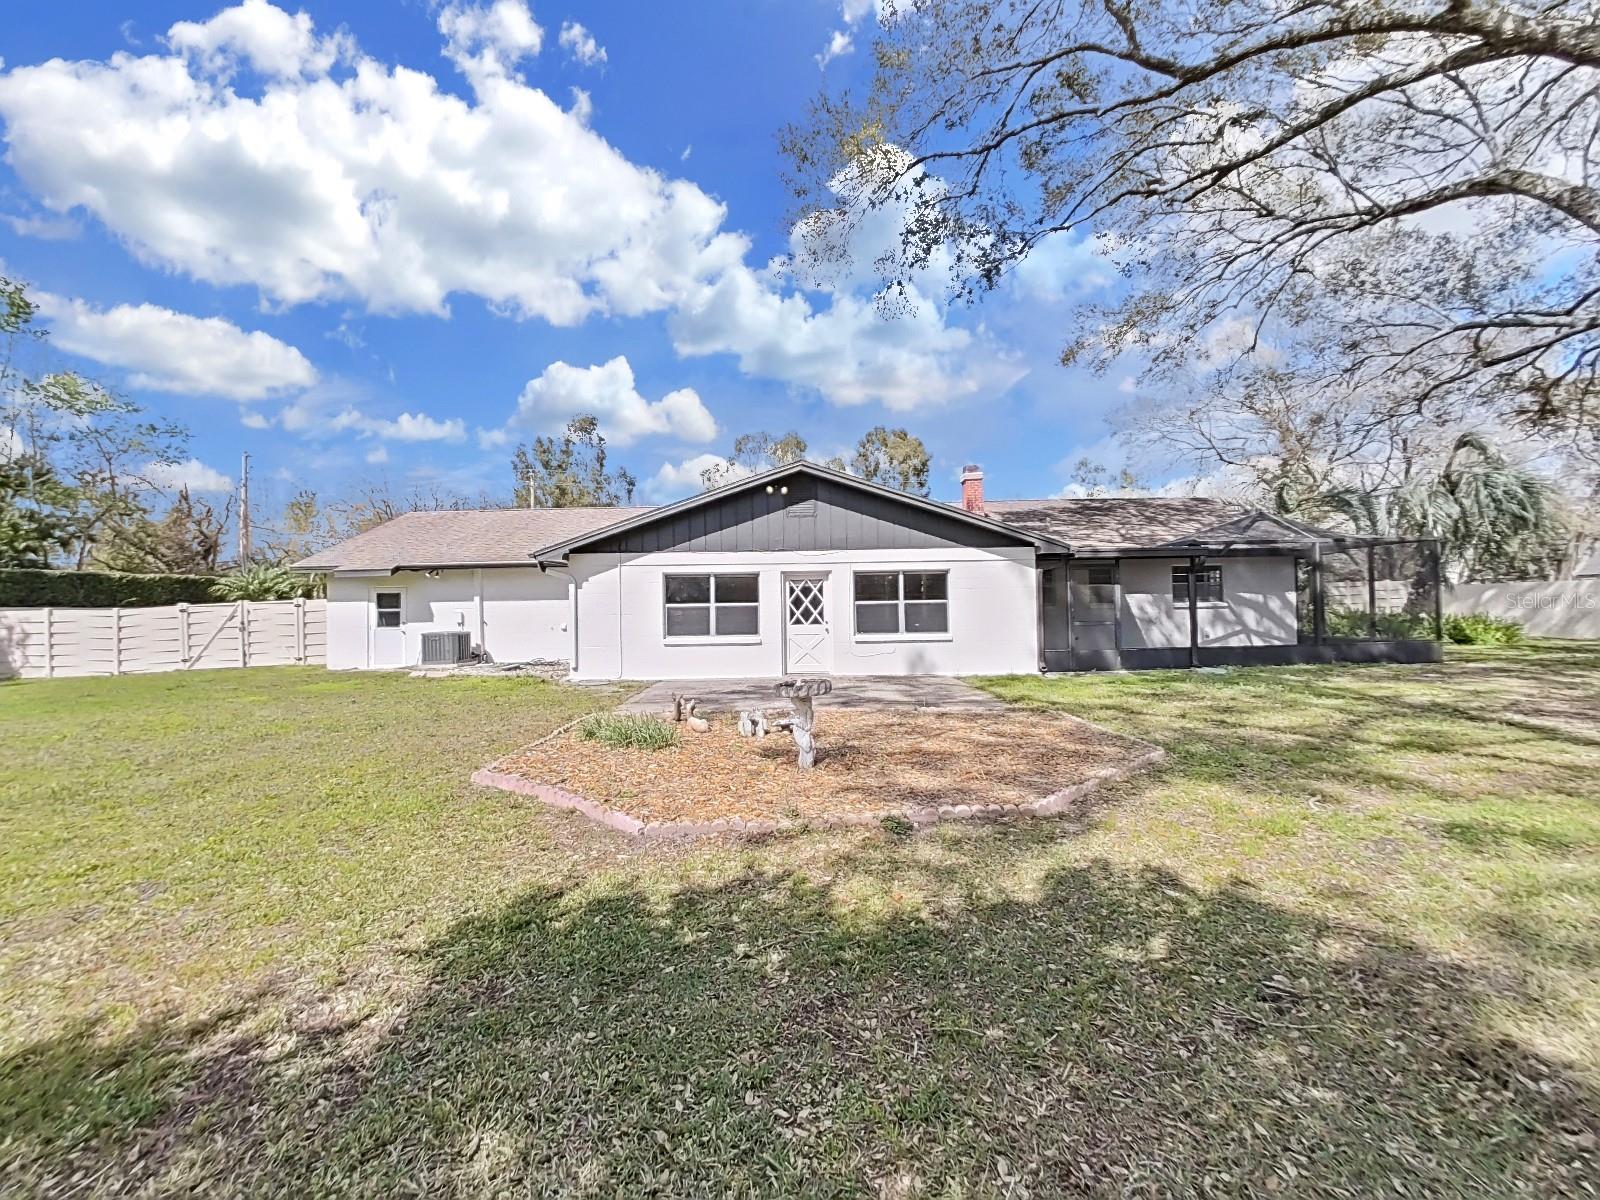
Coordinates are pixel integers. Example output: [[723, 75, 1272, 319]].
[[582, 475, 1026, 554]]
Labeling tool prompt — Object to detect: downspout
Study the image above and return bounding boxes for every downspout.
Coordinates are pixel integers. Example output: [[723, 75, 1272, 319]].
[[474, 568, 485, 659], [1035, 550, 1047, 673]]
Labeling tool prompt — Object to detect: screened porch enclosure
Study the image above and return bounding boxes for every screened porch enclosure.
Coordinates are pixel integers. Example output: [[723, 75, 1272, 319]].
[[1040, 538, 1444, 672]]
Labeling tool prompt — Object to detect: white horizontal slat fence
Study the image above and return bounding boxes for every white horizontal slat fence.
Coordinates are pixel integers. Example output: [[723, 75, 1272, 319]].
[[1445, 580, 1600, 639], [0, 599, 326, 679]]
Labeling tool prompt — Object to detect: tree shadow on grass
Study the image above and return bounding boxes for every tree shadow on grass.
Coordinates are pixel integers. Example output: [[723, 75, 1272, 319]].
[[4, 860, 1597, 1197], [984, 658, 1600, 816]]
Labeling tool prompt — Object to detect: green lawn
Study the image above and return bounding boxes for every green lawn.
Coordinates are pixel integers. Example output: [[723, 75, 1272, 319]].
[[2, 648, 1597, 1196]]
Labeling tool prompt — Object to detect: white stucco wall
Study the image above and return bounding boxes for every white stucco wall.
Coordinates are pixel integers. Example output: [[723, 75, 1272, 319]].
[[1118, 555, 1298, 648], [566, 546, 1039, 680], [324, 568, 570, 669]]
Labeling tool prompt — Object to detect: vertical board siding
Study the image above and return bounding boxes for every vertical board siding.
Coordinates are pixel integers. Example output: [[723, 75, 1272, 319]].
[[0, 600, 327, 679], [583, 477, 1023, 554]]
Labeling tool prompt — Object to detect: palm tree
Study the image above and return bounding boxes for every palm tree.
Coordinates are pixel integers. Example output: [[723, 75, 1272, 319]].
[[210, 564, 322, 602], [1299, 434, 1567, 583]]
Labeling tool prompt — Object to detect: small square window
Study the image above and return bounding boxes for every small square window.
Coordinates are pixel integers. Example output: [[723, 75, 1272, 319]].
[[665, 575, 711, 605], [666, 606, 711, 637], [902, 572, 948, 602], [714, 574, 759, 604], [855, 603, 900, 634], [854, 573, 899, 602], [715, 605, 759, 636]]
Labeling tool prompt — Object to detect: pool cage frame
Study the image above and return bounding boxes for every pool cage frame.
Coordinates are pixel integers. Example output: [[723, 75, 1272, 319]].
[[1286, 535, 1445, 662], [1071, 533, 1446, 672]]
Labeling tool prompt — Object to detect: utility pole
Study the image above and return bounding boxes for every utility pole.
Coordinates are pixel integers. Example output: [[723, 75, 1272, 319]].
[[239, 451, 252, 565]]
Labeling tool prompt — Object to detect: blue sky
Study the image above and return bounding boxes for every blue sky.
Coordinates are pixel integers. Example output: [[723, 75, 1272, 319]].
[[0, 0, 1133, 518]]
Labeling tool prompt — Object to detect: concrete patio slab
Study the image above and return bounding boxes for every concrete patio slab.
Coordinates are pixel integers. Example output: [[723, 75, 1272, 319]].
[[616, 675, 1006, 716]]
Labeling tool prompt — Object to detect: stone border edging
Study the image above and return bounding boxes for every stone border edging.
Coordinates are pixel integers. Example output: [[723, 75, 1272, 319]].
[[471, 714, 1167, 840]]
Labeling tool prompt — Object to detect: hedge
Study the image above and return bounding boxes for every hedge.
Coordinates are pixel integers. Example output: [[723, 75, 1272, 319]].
[[0, 568, 223, 608]]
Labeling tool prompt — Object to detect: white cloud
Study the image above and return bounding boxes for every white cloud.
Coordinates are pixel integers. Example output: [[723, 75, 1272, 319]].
[[0, 1, 726, 325], [144, 457, 233, 493], [329, 408, 463, 441], [670, 162, 1025, 409], [840, 0, 885, 22], [816, 0, 888, 67], [1197, 316, 1279, 371], [816, 31, 853, 69], [2, 212, 79, 240], [240, 409, 272, 429], [273, 387, 466, 443], [1117, 375, 1137, 394], [362, 411, 467, 441], [558, 21, 606, 66], [503, 356, 717, 447], [645, 453, 747, 502], [437, 0, 542, 77], [365, 445, 389, 464], [0, 1, 1011, 414], [167, 0, 351, 78], [1009, 232, 1115, 302], [34, 294, 317, 401]]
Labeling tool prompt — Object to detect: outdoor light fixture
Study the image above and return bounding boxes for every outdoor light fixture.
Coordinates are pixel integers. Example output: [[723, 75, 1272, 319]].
[[424, 569, 442, 578], [780, 486, 789, 494], [765, 484, 774, 493]]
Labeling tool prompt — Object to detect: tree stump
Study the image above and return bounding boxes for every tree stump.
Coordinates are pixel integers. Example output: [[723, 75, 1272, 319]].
[[774, 677, 832, 769]]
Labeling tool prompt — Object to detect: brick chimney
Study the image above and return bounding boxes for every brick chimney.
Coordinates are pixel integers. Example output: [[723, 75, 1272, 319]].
[[960, 464, 985, 514]]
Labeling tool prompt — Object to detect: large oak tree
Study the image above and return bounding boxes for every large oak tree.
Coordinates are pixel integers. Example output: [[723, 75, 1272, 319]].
[[784, 0, 1600, 452]]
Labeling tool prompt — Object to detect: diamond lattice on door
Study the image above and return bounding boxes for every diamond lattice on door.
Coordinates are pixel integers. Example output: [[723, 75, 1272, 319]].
[[787, 580, 824, 626]]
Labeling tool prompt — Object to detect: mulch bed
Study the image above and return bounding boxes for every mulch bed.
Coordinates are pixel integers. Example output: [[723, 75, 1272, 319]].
[[481, 709, 1160, 829]]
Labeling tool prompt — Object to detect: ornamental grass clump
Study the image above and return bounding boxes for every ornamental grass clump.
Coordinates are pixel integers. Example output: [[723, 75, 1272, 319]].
[[1443, 612, 1525, 646], [576, 713, 681, 751]]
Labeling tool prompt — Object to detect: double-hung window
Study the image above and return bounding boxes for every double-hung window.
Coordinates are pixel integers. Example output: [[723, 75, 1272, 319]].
[[1172, 565, 1223, 605], [854, 571, 949, 636], [663, 574, 760, 638]]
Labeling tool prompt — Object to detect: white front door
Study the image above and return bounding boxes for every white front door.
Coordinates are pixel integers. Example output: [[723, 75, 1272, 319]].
[[784, 575, 832, 674], [370, 587, 407, 668]]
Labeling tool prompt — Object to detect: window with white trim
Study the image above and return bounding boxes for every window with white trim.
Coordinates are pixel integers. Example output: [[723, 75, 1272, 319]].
[[854, 571, 949, 636], [664, 574, 760, 637], [1172, 565, 1223, 605]]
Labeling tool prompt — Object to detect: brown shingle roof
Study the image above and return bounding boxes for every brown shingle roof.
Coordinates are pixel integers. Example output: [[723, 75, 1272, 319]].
[[293, 489, 1349, 573], [293, 507, 651, 571], [983, 497, 1252, 550]]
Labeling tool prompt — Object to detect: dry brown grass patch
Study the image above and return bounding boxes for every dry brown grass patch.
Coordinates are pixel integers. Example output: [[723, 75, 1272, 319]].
[[490, 709, 1152, 824]]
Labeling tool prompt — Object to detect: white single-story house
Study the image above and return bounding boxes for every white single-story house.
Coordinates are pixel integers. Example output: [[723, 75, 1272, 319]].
[[294, 460, 1442, 677]]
